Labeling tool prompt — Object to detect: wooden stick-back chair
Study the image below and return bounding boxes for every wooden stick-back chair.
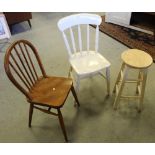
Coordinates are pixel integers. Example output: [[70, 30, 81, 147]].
[[4, 39, 80, 142]]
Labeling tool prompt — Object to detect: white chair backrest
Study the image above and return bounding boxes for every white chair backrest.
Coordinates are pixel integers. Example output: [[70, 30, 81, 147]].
[[58, 13, 102, 57]]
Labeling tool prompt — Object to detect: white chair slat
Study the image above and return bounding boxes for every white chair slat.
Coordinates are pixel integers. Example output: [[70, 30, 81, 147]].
[[87, 24, 89, 51], [70, 28, 76, 53], [62, 32, 72, 56], [95, 25, 99, 52], [78, 25, 82, 52]]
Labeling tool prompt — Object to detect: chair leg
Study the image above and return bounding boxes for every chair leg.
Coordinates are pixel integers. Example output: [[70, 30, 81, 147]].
[[113, 66, 129, 110], [106, 67, 110, 95], [68, 66, 73, 78], [48, 107, 52, 111], [75, 75, 80, 93], [28, 103, 34, 127], [57, 109, 68, 142], [71, 85, 80, 107], [138, 69, 148, 112]]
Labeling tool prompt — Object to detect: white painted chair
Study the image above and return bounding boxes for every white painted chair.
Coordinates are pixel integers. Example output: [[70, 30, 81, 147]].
[[58, 13, 111, 94]]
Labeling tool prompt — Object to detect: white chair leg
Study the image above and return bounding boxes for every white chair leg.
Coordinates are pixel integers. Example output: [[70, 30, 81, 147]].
[[73, 74, 80, 106], [68, 66, 73, 78], [75, 74, 80, 93], [106, 67, 110, 95]]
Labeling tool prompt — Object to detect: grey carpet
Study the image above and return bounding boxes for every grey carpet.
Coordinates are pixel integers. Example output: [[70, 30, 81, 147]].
[[0, 13, 155, 142]]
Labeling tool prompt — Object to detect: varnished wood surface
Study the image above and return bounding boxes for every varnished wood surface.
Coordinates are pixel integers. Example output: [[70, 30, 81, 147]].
[[121, 49, 153, 69], [4, 39, 80, 142], [4, 39, 47, 98], [28, 76, 73, 108]]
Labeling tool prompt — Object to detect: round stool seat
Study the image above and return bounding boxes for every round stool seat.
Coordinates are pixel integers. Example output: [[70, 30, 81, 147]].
[[121, 49, 153, 69]]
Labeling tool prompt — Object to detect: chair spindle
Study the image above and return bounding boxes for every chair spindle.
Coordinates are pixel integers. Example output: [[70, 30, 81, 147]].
[[78, 25, 82, 52], [87, 24, 90, 51], [23, 43, 39, 81], [70, 27, 76, 53], [95, 25, 99, 52]]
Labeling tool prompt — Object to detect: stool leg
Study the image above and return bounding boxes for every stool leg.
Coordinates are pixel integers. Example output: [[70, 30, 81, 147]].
[[106, 67, 110, 95], [136, 71, 142, 94], [138, 69, 148, 112], [113, 62, 125, 93], [113, 66, 129, 110]]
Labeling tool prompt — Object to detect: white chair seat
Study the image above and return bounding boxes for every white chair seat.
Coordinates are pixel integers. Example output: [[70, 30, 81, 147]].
[[70, 51, 110, 75]]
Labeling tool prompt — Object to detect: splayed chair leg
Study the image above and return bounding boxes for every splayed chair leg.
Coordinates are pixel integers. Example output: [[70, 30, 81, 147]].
[[57, 108, 68, 142], [71, 85, 80, 107], [28, 103, 34, 127]]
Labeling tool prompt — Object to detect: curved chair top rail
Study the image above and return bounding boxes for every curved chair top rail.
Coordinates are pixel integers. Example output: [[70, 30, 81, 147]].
[[4, 39, 47, 99], [58, 13, 102, 31]]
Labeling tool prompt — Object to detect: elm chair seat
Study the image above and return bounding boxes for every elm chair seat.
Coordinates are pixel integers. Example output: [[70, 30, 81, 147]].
[[28, 76, 73, 108]]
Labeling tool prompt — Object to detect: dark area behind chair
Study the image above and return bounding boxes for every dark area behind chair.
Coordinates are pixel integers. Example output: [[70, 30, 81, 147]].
[[4, 12, 32, 33]]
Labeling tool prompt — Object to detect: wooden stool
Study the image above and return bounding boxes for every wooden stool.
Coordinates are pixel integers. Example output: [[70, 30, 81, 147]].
[[113, 49, 153, 112]]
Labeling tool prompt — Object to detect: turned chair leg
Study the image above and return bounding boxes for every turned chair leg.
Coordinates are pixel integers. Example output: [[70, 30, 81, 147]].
[[48, 107, 52, 111], [68, 66, 73, 78], [28, 103, 34, 127], [75, 74, 80, 93], [106, 67, 110, 95], [57, 109, 68, 142], [71, 85, 80, 107]]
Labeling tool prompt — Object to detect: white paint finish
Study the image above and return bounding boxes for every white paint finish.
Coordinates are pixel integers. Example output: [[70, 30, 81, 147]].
[[95, 25, 99, 52], [58, 13, 102, 31], [87, 24, 89, 51], [78, 25, 82, 52], [58, 13, 111, 94], [70, 28, 76, 53], [69, 51, 110, 75], [62, 32, 72, 56]]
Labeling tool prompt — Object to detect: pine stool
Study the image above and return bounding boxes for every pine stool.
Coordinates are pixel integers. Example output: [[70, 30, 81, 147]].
[[113, 49, 153, 112]]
